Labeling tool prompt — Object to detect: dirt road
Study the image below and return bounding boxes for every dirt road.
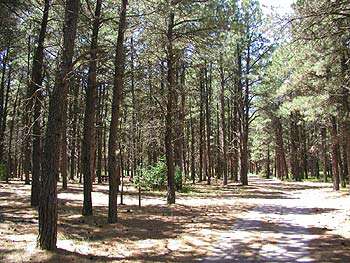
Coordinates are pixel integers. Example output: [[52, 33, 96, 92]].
[[204, 175, 350, 262]]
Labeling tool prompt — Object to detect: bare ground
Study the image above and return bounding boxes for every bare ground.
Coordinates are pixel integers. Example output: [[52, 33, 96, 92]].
[[0, 175, 349, 262]]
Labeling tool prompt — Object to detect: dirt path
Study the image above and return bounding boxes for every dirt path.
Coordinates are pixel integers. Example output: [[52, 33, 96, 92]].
[[0, 176, 349, 262], [204, 175, 350, 262]]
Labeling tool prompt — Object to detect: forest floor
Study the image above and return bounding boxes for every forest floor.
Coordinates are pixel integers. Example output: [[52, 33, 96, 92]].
[[0, 175, 349, 262]]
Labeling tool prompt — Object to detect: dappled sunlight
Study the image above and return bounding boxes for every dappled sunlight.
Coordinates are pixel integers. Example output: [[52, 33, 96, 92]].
[[1, 176, 350, 262], [0, 179, 251, 262]]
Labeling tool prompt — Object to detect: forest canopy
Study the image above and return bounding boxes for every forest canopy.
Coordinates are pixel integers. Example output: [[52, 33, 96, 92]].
[[0, 0, 349, 253]]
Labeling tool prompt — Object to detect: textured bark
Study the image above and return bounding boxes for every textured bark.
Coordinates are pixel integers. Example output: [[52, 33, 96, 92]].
[[231, 51, 240, 182], [342, 122, 350, 192], [300, 123, 308, 179], [290, 113, 301, 181], [29, 0, 51, 207], [70, 80, 80, 181], [266, 145, 270, 179], [165, 10, 175, 204], [239, 42, 249, 186], [199, 68, 205, 182], [108, 0, 127, 223], [82, 0, 102, 217], [174, 65, 185, 189], [38, 0, 79, 250], [6, 79, 19, 182], [23, 36, 31, 185], [273, 117, 288, 179], [96, 85, 105, 184], [204, 64, 212, 185], [190, 100, 196, 184], [0, 46, 10, 163], [219, 55, 228, 185], [130, 37, 137, 177], [330, 117, 340, 191]]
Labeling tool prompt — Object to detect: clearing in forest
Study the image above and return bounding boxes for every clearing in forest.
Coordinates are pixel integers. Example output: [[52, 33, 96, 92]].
[[0, 175, 349, 262]]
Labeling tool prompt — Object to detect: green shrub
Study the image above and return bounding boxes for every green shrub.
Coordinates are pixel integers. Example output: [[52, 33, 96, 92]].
[[134, 159, 182, 191], [175, 166, 182, 190]]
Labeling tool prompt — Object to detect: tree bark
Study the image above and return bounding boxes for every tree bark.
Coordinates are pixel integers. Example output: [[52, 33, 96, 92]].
[[165, 10, 176, 204], [219, 55, 228, 185], [82, 0, 102, 217], [29, 0, 51, 207], [330, 116, 340, 191], [38, 0, 79, 250], [0, 46, 10, 164], [108, 0, 127, 223], [205, 63, 212, 185], [290, 112, 301, 181], [199, 68, 205, 182]]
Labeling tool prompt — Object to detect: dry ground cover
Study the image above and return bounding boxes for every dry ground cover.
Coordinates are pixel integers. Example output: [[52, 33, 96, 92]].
[[0, 179, 252, 263], [1, 176, 350, 262]]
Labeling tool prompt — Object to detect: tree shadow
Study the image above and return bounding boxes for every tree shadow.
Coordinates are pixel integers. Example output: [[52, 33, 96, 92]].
[[204, 218, 350, 262]]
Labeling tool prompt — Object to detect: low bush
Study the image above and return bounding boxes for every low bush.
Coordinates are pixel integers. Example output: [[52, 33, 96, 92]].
[[134, 159, 182, 191]]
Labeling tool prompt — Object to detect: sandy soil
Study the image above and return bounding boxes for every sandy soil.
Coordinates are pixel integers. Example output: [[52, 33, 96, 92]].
[[204, 176, 350, 262], [0, 175, 349, 262]]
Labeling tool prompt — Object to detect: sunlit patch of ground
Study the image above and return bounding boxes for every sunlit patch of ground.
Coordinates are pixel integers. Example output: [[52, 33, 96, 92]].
[[0, 176, 349, 262], [0, 179, 251, 262]]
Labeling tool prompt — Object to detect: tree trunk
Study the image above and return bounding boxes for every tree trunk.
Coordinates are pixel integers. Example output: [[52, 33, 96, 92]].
[[6, 85, 19, 182], [108, 0, 127, 223], [38, 0, 79, 250], [219, 55, 228, 185], [165, 10, 176, 204], [0, 46, 10, 164], [290, 112, 301, 181], [82, 0, 102, 217], [205, 63, 212, 185], [239, 42, 249, 186], [199, 68, 205, 182], [330, 116, 340, 191], [190, 99, 196, 184], [29, 0, 51, 207], [70, 79, 80, 181], [266, 145, 270, 179]]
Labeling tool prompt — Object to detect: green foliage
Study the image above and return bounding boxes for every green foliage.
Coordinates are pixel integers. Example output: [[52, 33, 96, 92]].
[[134, 159, 182, 191], [175, 166, 182, 190], [134, 160, 166, 190]]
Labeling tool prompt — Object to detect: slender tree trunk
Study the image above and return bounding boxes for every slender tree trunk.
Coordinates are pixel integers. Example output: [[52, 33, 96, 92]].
[[38, 0, 79, 250], [199, 68, 205, 182], [70, 79, 80, 181], [130, 37, 137, 179], [108, 0, 127, 223], [290, 112, 301, 181], [266, 145, 270, 179], [219, 55, 228, 185], [190, 99, 196, 184], [165, 10, 176, 204], [96, 85, 105, 184], [300, 122, 308, 179], [239, 42, 249, 186], [273, 116, 288, 179], [6, 85, 19, 182], [205, 63, 212, 185], [82, 0, 102, 217], [24, 36, 31, 185], [29, 0, 51, 207], [0, 46, 10, 164], [330, 116, 340, 191]]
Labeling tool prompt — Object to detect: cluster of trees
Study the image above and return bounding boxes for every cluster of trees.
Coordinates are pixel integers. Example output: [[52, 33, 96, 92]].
[[251, 0, 350, 191], [0, 0, 269, 250], [0, 0, 348, 252]]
